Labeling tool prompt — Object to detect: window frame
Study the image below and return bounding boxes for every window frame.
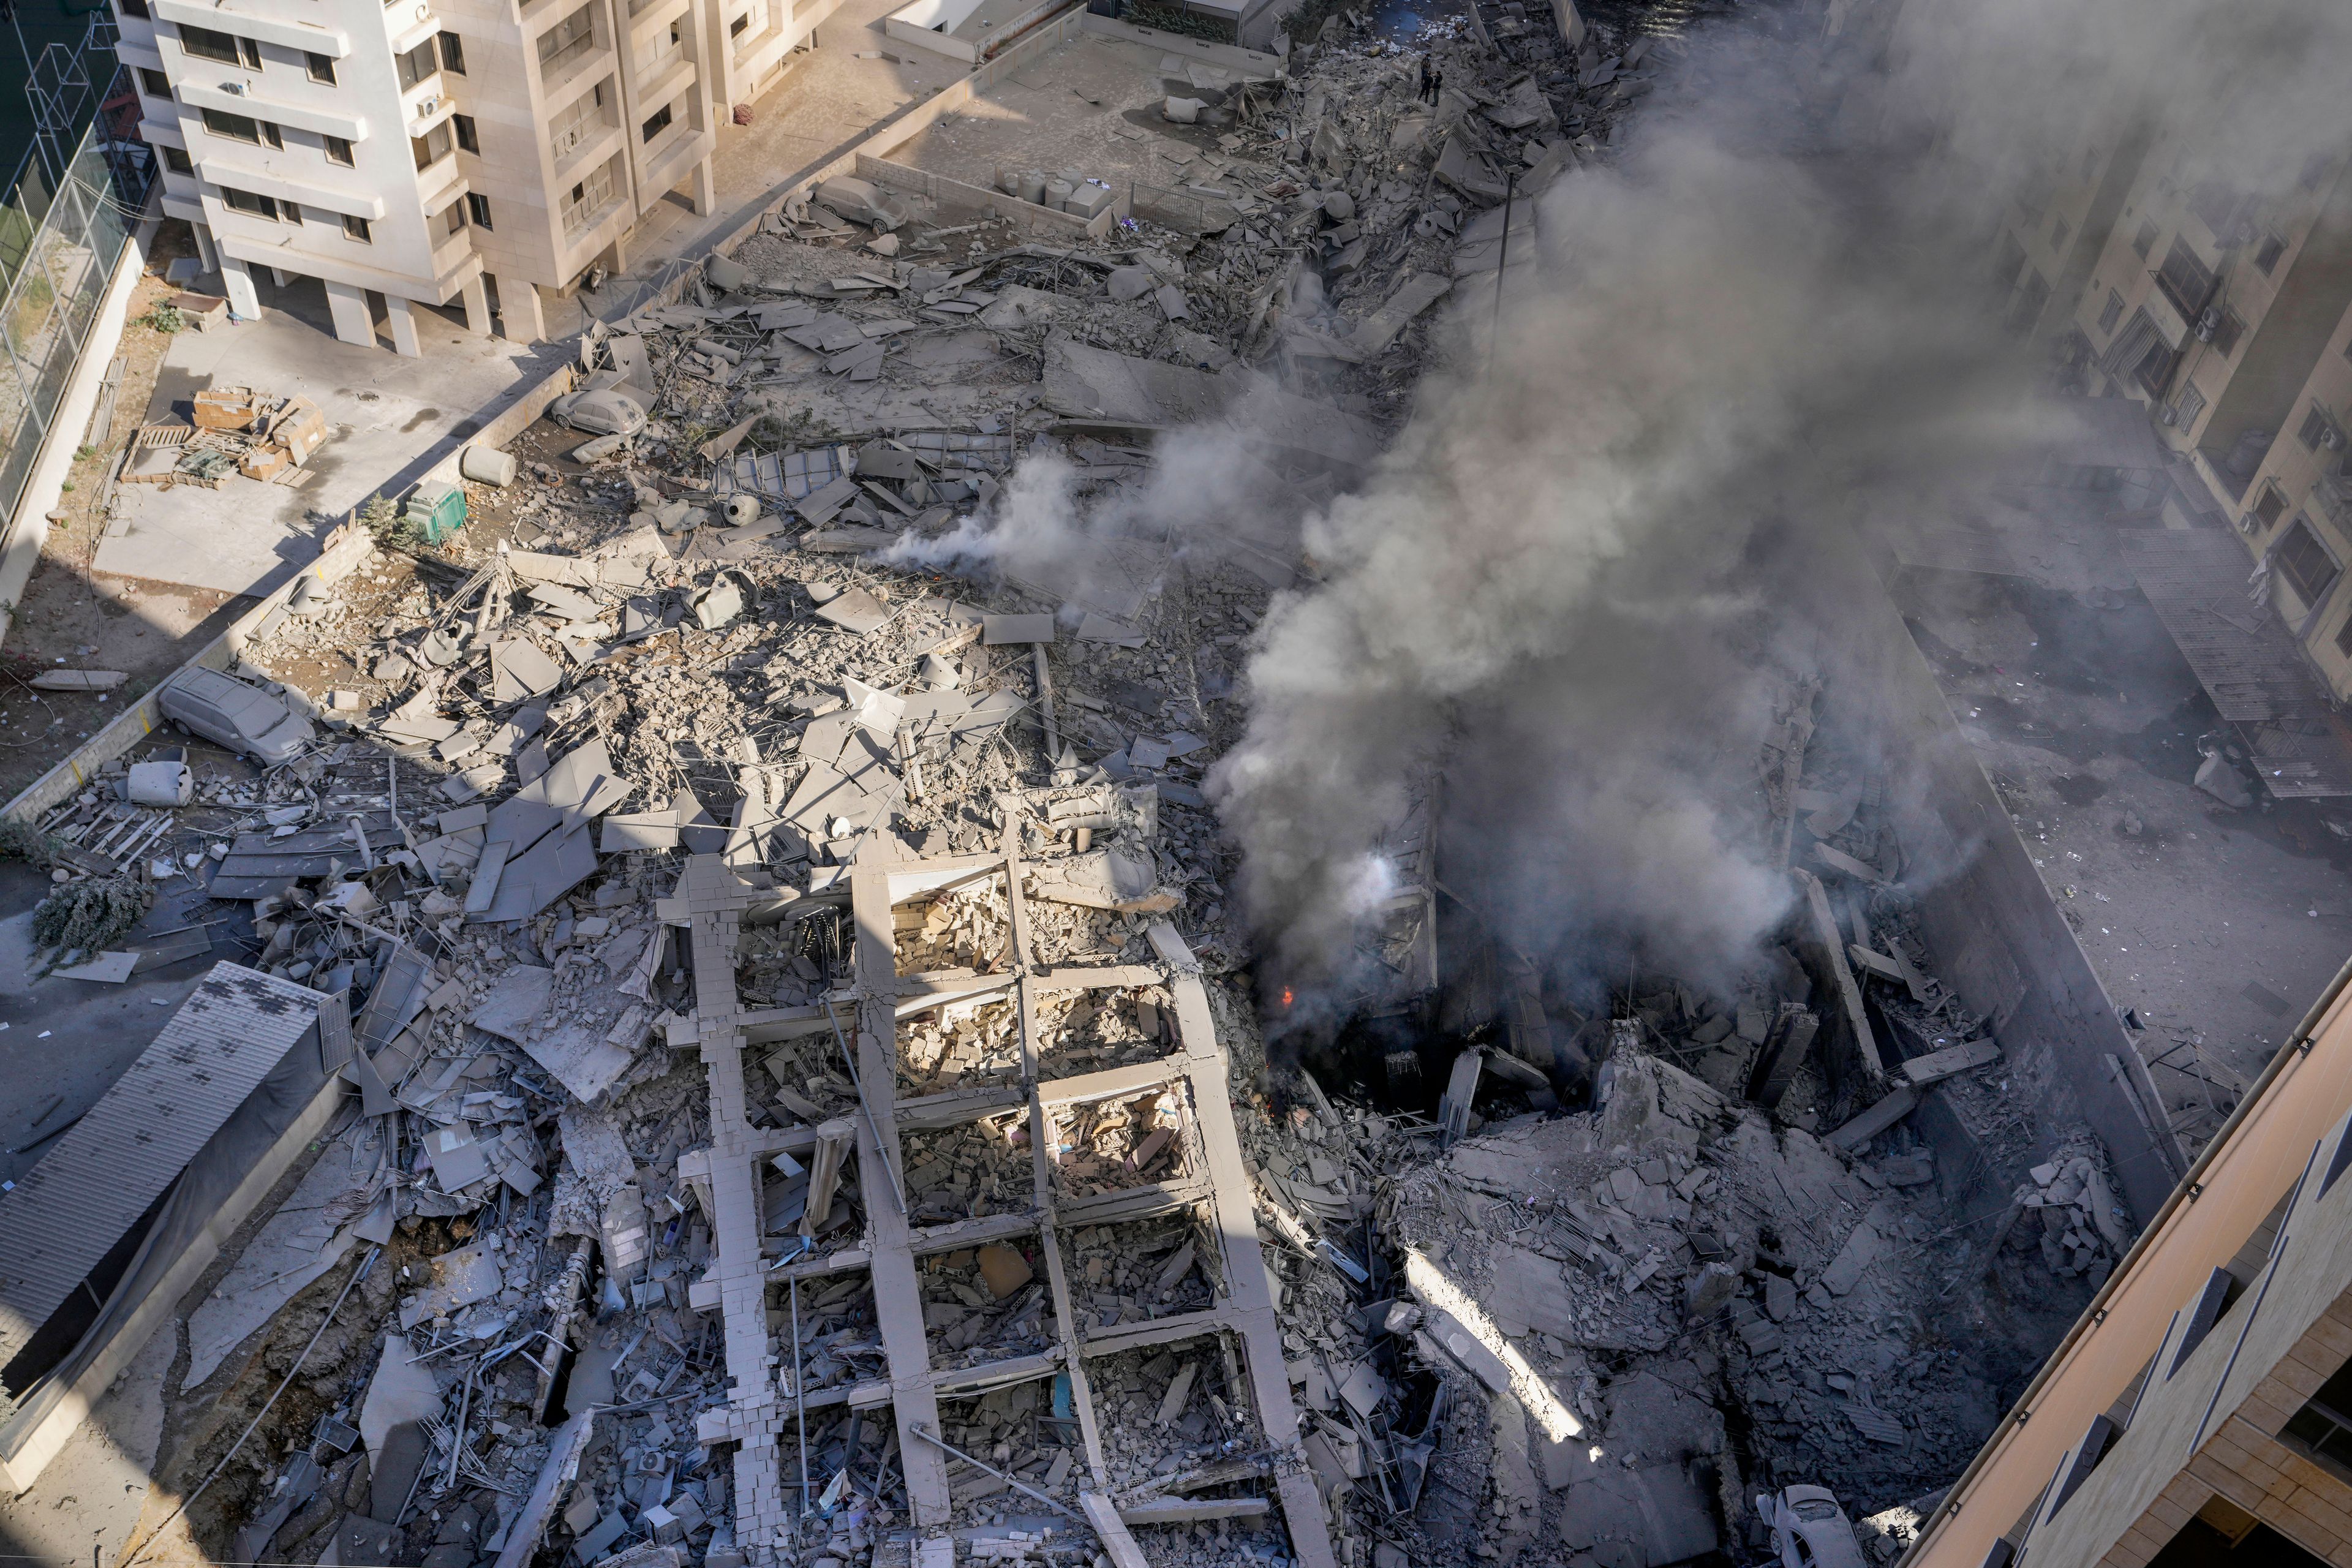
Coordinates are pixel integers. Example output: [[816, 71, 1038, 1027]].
[[161, 145, 194, 175], [2254, 483, 2290, 532], [343, 213, 372, 243], [453, 113, 478, 156], [323, 134, 354, 167], [2256, 232, 2288, 275], [2132, 218, 2160, 259], [306, 51, 336, 85], [466, 192, 493, 231], [411, 121, 455, 172], [2276, 517, 2340, 608], [439, 32, 467, 75], [137, 66, 172, 99], [641, 101, 673, 144], [2097, 289, 2125, 335], [179, 24, 262, 69], [396, 39, 440, 92], [219, 186, 281, 221]]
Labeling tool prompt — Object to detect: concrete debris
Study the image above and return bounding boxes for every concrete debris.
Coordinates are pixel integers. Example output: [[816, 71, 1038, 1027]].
[[71, 15, 2082, 1568]]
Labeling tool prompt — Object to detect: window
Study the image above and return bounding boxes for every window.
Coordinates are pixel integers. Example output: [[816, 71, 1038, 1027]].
[[438, 32, 467, 74], [306, 51, 336, 85], [2335, 609, 2352, 660], [162, 145, 192, 175], [2155, 236, 2217, 320], [2209, 308, 2245, 358], [2256, 232, 2287, 274], [440, 200, 467, 238], [2301, 404, 2341, 451], [2283, 1355, 2352, 1476], [397, 39, 439, 91], [117, 0, 149, 15], [324, 134, 353, 166], [2187, 180, 2241, 239], [138, 67, 172, 99], [562, 162, 615, 235], [2051, 215, 2071, 254], [2132, 218, 2159, 259], [2278, 518, 2340, 607], [641, 102, 672, 143], [1993, 230, 2028, 292], [454, 114, 478, 154], [411, 121, 454, 171], [343, 214, 372, 243], [219, 186, 280, 220], [467, 192, 492, 230], [179, 25, 260, 68], [730, 12, 749, 36], [2098, 289, 2125, 335], [2101, 308, 2180, 396], [549, 81, 608, 159], [2255, 483, 2290, 532], [2171, 383, 2206, 432], [200, 107, 263, 144], [538, 6, 597, 76], [2302, 152, 2334, 192]]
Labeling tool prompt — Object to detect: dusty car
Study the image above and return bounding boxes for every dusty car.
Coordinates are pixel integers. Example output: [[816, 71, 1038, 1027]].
[[812, 175, 911, 232], [159, 666, 315, 765], [1757, 1485, 1868, 1568], [546, 384, 647, 437]]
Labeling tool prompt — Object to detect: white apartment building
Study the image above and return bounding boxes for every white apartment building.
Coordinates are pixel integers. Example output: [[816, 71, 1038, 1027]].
[[108, 0, 832, 353]]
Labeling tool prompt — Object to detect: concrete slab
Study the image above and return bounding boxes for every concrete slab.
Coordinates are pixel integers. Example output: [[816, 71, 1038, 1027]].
[[0, 1305, 174, 1564], [94, 271, 560, 598]]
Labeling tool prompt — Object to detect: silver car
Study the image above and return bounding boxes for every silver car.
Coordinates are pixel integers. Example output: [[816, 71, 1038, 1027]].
[[159, 667, 315, 765], [1757, 1485, 1868, 1568], [547, 384, 647, 437]]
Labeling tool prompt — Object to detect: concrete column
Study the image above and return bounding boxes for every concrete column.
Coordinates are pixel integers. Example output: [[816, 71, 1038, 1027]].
[[219, 255, 260, 318], [459, 273, 491, 335], [268, 266, 290, 288], [495, 274, 545, 342], [323, 279, 375, 347], [191, 222, 219, 273], [690, 154, 715, 216], [385, 296, 422, 357]]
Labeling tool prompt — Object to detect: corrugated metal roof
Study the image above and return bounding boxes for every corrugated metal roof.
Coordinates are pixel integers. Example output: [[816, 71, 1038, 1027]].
[[0, 962, 321, 1362]]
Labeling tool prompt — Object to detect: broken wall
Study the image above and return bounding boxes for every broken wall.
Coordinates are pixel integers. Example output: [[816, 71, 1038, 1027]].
[[1815, 527, 2185, 1222]]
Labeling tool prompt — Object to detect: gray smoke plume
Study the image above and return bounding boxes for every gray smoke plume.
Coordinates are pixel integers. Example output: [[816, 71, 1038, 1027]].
[[1207, 0, 2352, 1008], [888, 0, 2352, 1014]]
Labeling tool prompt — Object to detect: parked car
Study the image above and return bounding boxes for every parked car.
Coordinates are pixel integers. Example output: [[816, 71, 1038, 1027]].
[[547, 383, 646, 437], [1757, 1485, 1868, 1568], [159, 667, 314, 765]]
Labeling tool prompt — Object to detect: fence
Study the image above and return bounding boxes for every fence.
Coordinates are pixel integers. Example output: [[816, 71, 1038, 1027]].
[[0, 108, 153, 537]]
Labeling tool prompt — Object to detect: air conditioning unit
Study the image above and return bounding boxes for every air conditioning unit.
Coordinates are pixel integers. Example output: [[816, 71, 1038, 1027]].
[[2195, 306, 2220, 342], [418, 95, 442, 117], [221, 80, 246, 96], [2324, 424, 2346, 453]]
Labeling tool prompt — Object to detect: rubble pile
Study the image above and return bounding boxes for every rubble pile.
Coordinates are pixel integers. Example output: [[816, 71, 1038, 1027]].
[[40, 12, 2144, 1568]]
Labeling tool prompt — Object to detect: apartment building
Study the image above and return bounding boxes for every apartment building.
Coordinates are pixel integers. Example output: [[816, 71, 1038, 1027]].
[[1992, 107, 2157, 342], [1899, 960, 2352, 1568], [109, 0, 748, 353]]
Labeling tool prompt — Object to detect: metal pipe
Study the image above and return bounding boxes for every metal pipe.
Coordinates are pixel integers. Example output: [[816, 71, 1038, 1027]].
[[823, 997, 908, 1216], [791, 1272, 809, 1518], [907, 1424, 1082, 1522]]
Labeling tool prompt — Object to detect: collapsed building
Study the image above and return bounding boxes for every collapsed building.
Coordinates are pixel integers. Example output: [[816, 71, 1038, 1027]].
[[0, 7, 2234, 1568]]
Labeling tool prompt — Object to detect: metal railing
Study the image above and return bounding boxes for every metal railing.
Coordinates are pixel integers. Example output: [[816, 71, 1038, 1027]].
[[0, 113, 154, 532]]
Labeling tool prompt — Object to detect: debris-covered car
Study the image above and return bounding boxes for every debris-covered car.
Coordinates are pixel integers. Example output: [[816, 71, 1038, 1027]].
[[1759, 1486, 1870, 1568], [810, 175, 911, 232], [546, 383, 647, 437], [158, 666, 315, 764]]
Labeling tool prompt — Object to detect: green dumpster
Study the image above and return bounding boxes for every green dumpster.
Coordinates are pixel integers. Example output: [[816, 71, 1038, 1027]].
[[404, 479, 467, 544]]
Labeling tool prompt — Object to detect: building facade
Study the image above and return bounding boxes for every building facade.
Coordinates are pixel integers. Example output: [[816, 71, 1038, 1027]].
[[110, 0, 830, 352]]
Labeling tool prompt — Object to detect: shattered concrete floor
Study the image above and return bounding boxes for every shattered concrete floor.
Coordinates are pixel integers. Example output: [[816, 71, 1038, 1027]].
[[0, 8, 2262, 1568]]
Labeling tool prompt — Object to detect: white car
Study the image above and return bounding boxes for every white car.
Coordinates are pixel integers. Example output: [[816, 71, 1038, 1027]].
[[1757, 1485, 1868, 1568], [159, 666, 314, 765]]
